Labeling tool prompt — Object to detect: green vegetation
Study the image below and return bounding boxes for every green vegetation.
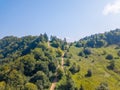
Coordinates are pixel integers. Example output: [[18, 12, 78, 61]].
[[0, 29, 120, 89], [106, 54, 113, 60]]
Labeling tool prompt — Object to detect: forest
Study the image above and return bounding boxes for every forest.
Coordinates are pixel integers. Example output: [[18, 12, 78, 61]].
[[0, 29, 120, 90]]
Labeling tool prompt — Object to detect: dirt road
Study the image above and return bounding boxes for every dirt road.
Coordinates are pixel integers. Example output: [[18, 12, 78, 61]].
[[49, 53, 64, 90]]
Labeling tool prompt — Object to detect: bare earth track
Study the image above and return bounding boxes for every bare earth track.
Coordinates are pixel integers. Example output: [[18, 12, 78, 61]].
[[50, 53, 64, 90]]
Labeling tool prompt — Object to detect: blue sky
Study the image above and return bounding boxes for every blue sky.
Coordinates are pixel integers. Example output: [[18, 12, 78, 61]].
[[0, 0, 120, 41]]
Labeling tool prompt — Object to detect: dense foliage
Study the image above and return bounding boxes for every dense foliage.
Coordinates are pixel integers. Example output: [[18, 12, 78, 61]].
[[0, 34, 65, 90], [76, 29, 120, 48]]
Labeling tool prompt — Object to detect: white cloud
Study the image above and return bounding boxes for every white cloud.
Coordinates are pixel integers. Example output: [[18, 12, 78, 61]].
[[103, 0, 120, 15]]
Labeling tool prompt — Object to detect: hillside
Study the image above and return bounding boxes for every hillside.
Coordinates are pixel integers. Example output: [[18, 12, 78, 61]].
[[0, 29, 120, 90]]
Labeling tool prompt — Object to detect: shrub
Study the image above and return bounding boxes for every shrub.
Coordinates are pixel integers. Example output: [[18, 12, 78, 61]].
[[76, 42, 82, 47], [106, 54, 113, 60], [117, 51, 120, 56], [85, 69, 92, 77], [83, 48, 92, 55], [56, 48, 63, 57], [0, 81, 6, 90], [64, 52, 72, 58], [69, 63, 80, 74], [57, 68, 63, 80], [78, 51, 85, 57], [65, 59, 71, 66], [25, 82, 38, 90], [107, 61, 115, 70], [102, 50, 107, 55]]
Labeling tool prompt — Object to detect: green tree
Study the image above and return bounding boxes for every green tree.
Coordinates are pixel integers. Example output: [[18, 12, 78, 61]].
[[56, 68, 64, 80], [43, 33, 49, 42], [30, 71, 50, 89], [107, 61, 115, 70], [96, 40, 105, 47], [32, 48, 44, 60], [64, 52, 72, 59], [5, 69, 25, 87], [117, 50, 120, 56], [86, 40, 95, 48], [19, 55, 36, 76], [65, 59, 71, 66], [56, 48, 63, 57], [56, 71, 76, 90], [85, 69, 92, 77], [78, 51, 85, 57], [83, 48, 92, 55], [34, 61, 49, 75], [106, 54, 113, 60], [0, 81, 6, 90], [76, 42, 82, 47], [25, 82, 38, 90], [69, 63, 80, 74], [48, 61, 57, 73]]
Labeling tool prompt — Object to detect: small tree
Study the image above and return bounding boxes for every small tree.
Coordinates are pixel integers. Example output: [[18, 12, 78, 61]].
[[106, 54, 113, 60], [107, 61, 115, 70], [25, 82, 38, 90], [30, 71, 50, 89], [56, 48, 63, 57], [117, 51, 120, 56], [43, 33, 49, 42], [64, 52, 72, 59], [76, 42, 82, 47], [57, 68, 63, 80], [69, 63, 80, 74], [83, 48, 92, 55], [56, 71, 76, 90], [96, 40, 105, 48], [48, 61, 57, 73], [65, 59, 71, 66], [0, 81, 6, 90], [85, 69, 92, 77], [78, 51, 85, 57]]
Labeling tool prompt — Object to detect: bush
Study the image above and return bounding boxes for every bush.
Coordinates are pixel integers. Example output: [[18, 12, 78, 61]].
[[106, 54, 113, 60], [56, 72, 76, 90], [30, 71, 50, 89], [65, 59, 71, 66], [96, 40, 105, 48], [69, 63, 80, 74], [56, 48, 63, 57], [0, 81, 6, 90], [25, 82, 38, 90], [76, 42, 82, 47], [102, 50, 107, 55], [78, 51, 85, 57], [83, 48, 92, 55], [85, 69, 92, 77], [56, 68, 63, 80], [107, 61, 115, 70], [117, 51, 120, 56], [64, 52, 72, 59]]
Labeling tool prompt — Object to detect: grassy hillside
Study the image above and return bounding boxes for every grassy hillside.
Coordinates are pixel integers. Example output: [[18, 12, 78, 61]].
[[0, 30, 120, 90], [64, 45, 120, 90]]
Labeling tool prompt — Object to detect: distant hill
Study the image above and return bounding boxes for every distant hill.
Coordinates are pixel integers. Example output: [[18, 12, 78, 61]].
[[0, 29, 120, 90], [76, 29, 120, 48]]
